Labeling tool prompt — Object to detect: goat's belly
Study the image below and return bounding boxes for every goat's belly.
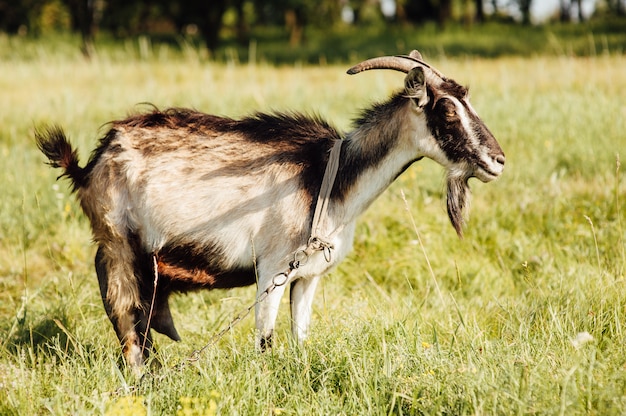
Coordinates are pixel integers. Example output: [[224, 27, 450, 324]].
[[157, 260, 256, 290], [155, 243, 257, 291]]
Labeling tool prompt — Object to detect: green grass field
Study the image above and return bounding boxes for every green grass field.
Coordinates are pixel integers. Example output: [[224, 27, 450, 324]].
[[0, 38, 625, 414]]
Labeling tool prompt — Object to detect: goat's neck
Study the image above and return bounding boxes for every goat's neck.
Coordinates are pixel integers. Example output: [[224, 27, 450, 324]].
[[329, 95, 427, 226]]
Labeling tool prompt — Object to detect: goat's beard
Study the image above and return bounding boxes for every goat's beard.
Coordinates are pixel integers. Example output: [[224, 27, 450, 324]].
[[446, 173, 471, 238]]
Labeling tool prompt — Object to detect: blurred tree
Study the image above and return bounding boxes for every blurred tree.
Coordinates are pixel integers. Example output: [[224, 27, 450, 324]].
[[475, 0, 484, 22], [4, 0, 626, 59], [605, 0, 626, 15], [63, 0, 100, 57], [259, 0, 340, 46], [99, 0, 148, 35], [514, 0, 533, 24], [179, 0, 228, 53], [100, 0, 228, 54], [490, 0, 498, 14], [0, 0, 44, 33], [575, 0, 584, 20], [559, 0, 572, 21], [38, 0, 71, 31], [283, 0, 307, 46], [233, 0, 249, 45], [437, 0, 453, 27], [403, 0, 455, 27], [0, 0, 21, 33], [403, 0, 438, 23]]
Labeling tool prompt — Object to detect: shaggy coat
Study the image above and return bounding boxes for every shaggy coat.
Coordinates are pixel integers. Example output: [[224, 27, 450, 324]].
[[37, 52, 505, 369]]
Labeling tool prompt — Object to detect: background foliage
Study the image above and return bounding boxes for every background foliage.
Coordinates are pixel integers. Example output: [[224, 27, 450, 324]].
[[1, 0, 626, 58]]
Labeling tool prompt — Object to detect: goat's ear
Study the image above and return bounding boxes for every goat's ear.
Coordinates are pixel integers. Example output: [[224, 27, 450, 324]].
[[404, 67, 429, 109], [409, 50, 423, 60]]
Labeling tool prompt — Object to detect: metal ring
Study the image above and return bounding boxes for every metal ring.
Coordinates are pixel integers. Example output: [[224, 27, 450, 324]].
[[272, 272, 289, 287], [323, 245, 332, 262], [293, 249, 309, 267]]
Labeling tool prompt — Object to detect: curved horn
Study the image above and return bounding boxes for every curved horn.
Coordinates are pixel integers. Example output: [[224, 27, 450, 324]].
[[346, 56, 416, 75], [347, 50, 445, 78]]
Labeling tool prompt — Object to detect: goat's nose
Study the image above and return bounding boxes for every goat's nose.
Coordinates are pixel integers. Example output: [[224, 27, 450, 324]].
[[495, 154, 506, 166]]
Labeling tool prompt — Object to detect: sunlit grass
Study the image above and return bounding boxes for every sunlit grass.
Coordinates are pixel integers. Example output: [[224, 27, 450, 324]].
[[0, 47, 625, 414]]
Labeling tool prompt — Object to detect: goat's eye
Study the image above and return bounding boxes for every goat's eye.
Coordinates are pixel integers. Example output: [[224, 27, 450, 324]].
[[445, 110, 456, 119]]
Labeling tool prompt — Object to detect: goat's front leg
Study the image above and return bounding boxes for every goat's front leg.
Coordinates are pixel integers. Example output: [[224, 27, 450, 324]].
[[290, 276, 321, 343], [254, 276, 288, 351]]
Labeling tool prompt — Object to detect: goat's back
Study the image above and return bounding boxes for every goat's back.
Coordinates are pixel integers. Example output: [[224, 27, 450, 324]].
[[80, 108, 342, 261]]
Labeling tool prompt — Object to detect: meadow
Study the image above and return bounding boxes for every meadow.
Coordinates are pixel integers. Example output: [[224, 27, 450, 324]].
[[0, 36, 625, 414]]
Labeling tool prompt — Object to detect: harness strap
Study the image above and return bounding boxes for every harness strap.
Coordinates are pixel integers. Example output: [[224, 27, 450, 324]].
[[310, 139, 343, 247], [284, 139, 343, 273]]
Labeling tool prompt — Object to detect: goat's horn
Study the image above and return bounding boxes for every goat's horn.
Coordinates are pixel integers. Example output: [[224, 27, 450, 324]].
[[347, 56, 415, 75], [347, 50, 445, 78]]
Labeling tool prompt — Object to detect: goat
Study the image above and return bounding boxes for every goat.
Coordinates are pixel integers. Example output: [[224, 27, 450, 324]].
[[36, 50, 505, 370]]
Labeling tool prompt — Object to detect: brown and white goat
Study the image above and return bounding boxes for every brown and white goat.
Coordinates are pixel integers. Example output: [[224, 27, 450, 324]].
[[37, 51, 504, 369]]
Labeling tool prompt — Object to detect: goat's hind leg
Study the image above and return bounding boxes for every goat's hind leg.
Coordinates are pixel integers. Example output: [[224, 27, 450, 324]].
[[136, 251, 181, 342], [150, 292, 181, 342], [95, 244, 151, 371]]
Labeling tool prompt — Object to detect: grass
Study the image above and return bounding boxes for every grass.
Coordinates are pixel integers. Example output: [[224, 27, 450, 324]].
[[0, 39, 625, 414]]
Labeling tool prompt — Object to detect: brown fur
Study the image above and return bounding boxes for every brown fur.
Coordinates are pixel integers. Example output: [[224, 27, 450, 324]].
[[35, 56, 504, 369]]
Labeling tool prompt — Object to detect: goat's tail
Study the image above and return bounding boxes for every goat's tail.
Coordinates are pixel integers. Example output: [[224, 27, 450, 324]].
[[35, 125, 88, 191]]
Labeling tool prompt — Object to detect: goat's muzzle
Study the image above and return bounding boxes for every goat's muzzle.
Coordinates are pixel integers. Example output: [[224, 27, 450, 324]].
[[474, 153, 505, 183]]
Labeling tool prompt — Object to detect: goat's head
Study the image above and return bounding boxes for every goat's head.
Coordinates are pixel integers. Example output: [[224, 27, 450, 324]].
[[348, 50, 505, 236]]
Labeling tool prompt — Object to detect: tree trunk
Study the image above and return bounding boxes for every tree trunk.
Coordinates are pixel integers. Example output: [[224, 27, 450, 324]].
[[65, 0, 96, 58], [285, 8, 305, 46], [234, 0, 249, 45], [576, 0, 584, 21], [519, 0, 532, 25], [559, 0, 571, 22], [438, 0, 453, 29], [475, 0, 484, 22], [198, 0, 227, 55]]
